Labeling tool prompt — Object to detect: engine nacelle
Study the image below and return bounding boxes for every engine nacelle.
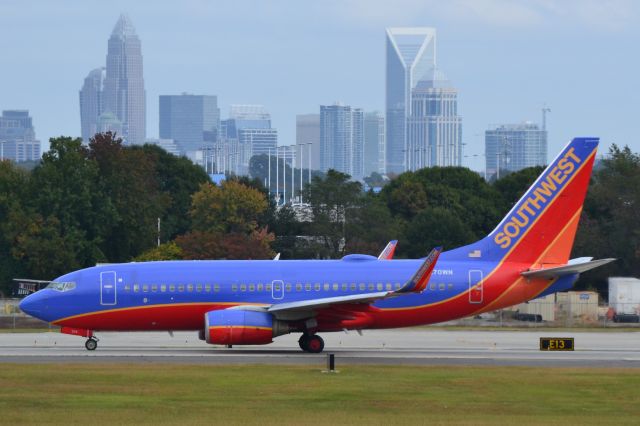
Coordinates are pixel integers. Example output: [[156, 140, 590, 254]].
[[204, 310, 288, 345]]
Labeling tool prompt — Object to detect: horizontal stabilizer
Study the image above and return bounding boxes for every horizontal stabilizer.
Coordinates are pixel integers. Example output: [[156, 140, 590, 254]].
[[521, 258, 615, 279]]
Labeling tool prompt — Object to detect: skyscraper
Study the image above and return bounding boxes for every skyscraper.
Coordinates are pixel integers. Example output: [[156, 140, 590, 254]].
[[407, 69, 462, 169], [103, 14, 146, 145], [363, 111, 385, 176], [320, 104, 364, 180], [159, 94, 220, 155], [79, 67, 106, 143], [295, 114, 320, 171], [0, 110, 41, 162], [485, 123, 548, 179], [386, 27, 437, 173]]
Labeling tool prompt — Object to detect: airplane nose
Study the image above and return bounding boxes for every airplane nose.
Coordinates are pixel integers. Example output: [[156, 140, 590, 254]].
[[19, 293, 43, 317]]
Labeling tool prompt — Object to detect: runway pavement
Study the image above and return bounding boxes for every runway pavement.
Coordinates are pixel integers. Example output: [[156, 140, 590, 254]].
[[1, 329, 639, 367]]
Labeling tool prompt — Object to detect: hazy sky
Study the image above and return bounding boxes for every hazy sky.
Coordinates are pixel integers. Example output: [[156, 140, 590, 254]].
[[1, 0, 639, 171]]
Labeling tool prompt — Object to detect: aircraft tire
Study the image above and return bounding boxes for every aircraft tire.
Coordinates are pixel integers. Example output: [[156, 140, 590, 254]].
[[298, 334, 309, 351], [306, 335, 324, 353], [85, 338, 97, 351]]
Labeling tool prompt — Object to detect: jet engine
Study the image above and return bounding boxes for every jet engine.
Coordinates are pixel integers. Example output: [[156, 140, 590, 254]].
[[204, 310, 289, 345]]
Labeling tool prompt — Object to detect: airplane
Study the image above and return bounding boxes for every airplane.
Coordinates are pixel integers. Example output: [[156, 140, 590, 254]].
[[19, 137, 614, 353]]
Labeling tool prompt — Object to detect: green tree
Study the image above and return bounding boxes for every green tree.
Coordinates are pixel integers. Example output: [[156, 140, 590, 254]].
[[573, 145, 640, 293], [302, 170, 362, 258]]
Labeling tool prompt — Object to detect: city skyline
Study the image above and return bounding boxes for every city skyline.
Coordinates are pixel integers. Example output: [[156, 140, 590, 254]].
[[1, 1, 639, 172]]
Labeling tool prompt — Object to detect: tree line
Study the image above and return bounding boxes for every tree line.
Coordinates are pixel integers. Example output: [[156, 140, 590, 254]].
[[0, 133, 638, 297]]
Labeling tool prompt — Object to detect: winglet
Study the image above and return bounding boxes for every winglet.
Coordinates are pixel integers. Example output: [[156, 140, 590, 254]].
[[396, 247, 442, 293], [378, 240, 398, 260]]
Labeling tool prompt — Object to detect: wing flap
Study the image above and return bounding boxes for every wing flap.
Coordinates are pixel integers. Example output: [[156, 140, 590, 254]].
[[521, 258, 615, 279]]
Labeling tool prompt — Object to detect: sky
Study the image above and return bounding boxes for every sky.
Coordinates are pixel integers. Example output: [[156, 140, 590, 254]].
[[1, 0, 639, 171]]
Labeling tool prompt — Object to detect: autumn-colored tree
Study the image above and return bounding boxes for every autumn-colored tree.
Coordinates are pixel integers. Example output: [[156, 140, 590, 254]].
[[134, 242, 184, 261], [190, 180, 268, 234]]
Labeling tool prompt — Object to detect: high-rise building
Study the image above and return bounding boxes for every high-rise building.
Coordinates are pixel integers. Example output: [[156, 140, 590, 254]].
[[407, 70, 462, 169], [364, 111, 385, 176], [214, 105, 277, 175], [0, 110, 41, 162], [320, 104, 364, 180], [386, 27, 437, 174], [79, 67, 106, 143], [159, 94, 220, 155], [295, 114, 320, 171], [145, 138, 181, 156], [485, 123, 548, 179], [103, 14, 146, 145]]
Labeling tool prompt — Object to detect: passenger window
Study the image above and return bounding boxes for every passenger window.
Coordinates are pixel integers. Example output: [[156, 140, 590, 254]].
[[350, 283, 357, 291], [377, 283, 383, 291], [314, 283, 321, 291], [285, 283, 292, 292], [296, 283, 302, 292], [386, 283, 392, 291], [124, 285, 131, 292], [187, 284, 194, 292], [341, 283, 347, 291], [169, 284, 175, 292], [368, 283, 375, 291], [359, 283, 366, 291], [305, 283, 311, 291], [240, 284, 246, 292], [232, 284, 238, 292], [257, 283, 263, 292], [439, 283, 445, 290], [151, 285, 158, 292], [197, 284, 203, 292], [323, 283, 330, 291], [161, 284, 166, 292], [448, 283, 454, 290], [395, 283, 401, 290], [430, 283, 436, 290], [178, 285, 185, 292], [266, 284, 272, 291], [249, 284, 255, 292], [205, 284, 211, 292], [332, 283, 339, 291], [133, 284, 139, 292], [213, 284, 220, 292], [143, 285, 149, 292]]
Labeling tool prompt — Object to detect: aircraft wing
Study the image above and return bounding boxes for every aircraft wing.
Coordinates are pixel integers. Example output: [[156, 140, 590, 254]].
[[521, 258, 615, 279], [231, 247, 442, 316], [378, 240, 398, 260]]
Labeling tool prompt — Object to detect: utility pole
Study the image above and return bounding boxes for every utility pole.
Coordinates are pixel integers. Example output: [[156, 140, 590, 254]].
[[157, 217, 161, 247]]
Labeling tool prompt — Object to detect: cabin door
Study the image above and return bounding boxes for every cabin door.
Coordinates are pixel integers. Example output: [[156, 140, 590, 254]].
[[100, 271, 117, 305], [271, 279, 284, 300], [468, 270, 483, 304]]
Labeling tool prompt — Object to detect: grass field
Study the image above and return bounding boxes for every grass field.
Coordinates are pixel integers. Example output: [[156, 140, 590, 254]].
[[0, 364, 638, 425]]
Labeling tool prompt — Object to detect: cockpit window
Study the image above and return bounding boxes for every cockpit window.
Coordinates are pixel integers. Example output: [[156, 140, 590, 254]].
[[46, 282, 76, 291]]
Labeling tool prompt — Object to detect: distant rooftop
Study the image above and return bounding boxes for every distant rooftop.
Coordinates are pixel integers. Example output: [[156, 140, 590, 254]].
[[229, 104, 270, 120], [111, 14, 137, 38]]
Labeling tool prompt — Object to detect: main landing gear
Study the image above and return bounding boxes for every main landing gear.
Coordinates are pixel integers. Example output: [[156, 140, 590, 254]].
[[85, 337, 98, 351], [298, 334, 324, 353]]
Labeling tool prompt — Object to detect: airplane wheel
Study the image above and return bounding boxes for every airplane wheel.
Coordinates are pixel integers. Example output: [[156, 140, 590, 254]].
[[85, 338, 97, 351], [306, 335, 324, 353], [298, 334, 309, 351]]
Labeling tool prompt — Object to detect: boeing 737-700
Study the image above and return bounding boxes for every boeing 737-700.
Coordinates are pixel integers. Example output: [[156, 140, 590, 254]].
[[19, 137, 614, 352]]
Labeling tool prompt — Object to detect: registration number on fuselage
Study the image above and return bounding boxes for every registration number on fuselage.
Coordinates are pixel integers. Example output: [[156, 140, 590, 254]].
[[539, 337, 574, 351]]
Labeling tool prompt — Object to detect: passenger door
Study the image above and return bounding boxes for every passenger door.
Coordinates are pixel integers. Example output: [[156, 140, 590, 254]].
[[468, 270, 483, 304], [100, 271, 117, 305]]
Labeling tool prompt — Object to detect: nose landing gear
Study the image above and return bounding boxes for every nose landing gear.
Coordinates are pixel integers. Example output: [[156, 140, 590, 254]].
[[298, 334, 324, 353]]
